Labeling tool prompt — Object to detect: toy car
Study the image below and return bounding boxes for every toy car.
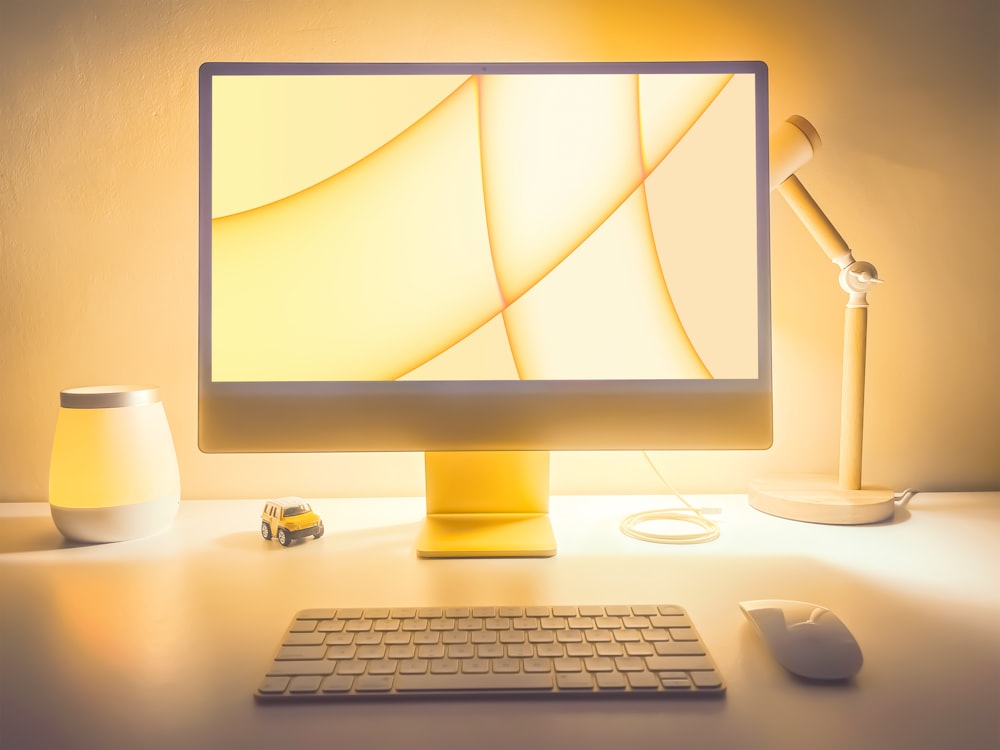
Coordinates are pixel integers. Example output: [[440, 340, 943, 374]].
[[261, 497, 324, 546]]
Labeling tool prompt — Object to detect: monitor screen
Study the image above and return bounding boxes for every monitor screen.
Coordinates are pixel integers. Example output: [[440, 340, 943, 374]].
[[198, 61, 771, 458]]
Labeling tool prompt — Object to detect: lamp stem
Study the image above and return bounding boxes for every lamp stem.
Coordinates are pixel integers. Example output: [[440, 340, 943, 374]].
[[839, 304, 868, 490]]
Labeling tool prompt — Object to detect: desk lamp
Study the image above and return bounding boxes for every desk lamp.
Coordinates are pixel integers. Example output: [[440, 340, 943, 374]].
[[749, 116, 895, 524], [49, 386, 180, 542]]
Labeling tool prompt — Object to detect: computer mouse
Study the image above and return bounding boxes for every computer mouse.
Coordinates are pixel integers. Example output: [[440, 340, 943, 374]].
[[739, 599, 863, 680]]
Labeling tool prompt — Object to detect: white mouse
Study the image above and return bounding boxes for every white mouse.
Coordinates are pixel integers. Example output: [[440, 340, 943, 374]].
[[739, 599, 863, 680]]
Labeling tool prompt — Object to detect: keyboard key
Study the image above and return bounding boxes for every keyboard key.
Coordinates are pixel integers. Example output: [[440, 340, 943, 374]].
[[430, 658, 460, 674], [258, 676, 290, 694], [326, 645, 357, 660], [556, 673, 595, 690], [447, 643, 475, 659], [624, 642, 654, 657], [395, 672, 554, 692], [492, 659, 520, 674], [645, 656, 716, 673], [692, 671, 724, 689], [335, 660, 365, 676], [298, 609, 337, 620], [267, 661, 335, 677], [462, 659, 489, 674], [398, 659, 428, 675], [614, 657, 645, 672], [626, 672, 660, 690], [368, 660, 398, 675], [357, 645, 386, 659], [507, 643, 534, 658], [661, 674, 694, 690], [282, 632, 326, 647], [536, 643, 563, 658], [584, 657, 614, 673], [553, 658, 583, 673], [668, 627, 698, 642], [417, 644, 446, 659], [596, 673, 627, 689], [596, 642, 624, 657], [288, 675, 322, 694], [523, 658, 552, 673], [354, 675, 394, 692], [654, 641, 706, 656], [275, 645, 325, 661], [631, 605, 659, 616], [477, 643, 503, 659], [320, 675, 354, 693]]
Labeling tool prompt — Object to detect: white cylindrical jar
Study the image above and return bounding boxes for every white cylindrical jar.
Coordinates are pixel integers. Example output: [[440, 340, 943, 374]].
[[49, 386, 180, 543]]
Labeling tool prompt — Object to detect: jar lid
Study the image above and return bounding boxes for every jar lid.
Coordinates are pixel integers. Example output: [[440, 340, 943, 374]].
[[60, 386, 162, 409]]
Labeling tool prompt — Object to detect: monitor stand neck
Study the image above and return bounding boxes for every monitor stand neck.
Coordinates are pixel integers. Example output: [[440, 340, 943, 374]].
[[416, 451, 557, 558]]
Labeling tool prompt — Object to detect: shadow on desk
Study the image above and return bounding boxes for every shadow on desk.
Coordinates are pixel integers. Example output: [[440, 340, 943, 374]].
[[212, 520, 424, 556], [0, 514, 88, 554]]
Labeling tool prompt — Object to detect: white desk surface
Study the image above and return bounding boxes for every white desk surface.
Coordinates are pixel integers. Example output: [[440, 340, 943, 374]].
[[1, 492, 998, 750]]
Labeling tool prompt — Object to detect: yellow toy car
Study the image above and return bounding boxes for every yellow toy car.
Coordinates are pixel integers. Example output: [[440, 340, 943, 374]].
[[261, 497, 324, 546]]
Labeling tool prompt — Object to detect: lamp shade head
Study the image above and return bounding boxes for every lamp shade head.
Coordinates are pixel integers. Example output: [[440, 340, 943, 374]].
[[49, 386, 180, 543], [770, 115, 821, 190]]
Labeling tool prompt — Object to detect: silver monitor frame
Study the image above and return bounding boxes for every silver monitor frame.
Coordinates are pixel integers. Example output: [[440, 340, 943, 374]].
[[198, 61, 772, 455]]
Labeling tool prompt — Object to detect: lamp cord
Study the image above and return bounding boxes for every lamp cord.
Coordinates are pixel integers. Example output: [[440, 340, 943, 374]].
[[620, 460, 919, 544], [619, 453, 721, 545]]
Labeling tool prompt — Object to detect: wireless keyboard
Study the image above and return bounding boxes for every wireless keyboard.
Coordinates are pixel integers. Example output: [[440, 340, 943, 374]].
[[256, 604, 725, 700]]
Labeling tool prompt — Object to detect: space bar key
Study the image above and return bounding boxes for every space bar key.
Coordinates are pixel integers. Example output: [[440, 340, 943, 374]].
[[394, 672, 554, 693]]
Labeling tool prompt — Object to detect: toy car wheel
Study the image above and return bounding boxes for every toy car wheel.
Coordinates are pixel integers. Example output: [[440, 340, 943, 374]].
[[277, 527, 291, 546], [314, 525, 324, 539], [261, 522, 272, 540]]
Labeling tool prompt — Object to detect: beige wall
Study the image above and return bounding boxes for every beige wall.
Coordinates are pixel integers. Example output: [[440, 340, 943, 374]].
[[1, 0, 998, 501]]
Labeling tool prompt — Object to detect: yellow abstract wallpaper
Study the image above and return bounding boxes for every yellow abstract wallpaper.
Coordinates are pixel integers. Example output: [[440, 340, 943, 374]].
[[1, 0, 998, 499], [210, 70, 755, 382]]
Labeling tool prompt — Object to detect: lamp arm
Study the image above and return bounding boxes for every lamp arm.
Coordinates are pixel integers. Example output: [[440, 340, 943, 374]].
[[776, 173, 884, 304], [777, 174, 854, 268]]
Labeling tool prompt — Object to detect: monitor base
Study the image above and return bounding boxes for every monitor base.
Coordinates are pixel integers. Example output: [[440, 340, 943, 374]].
[[749, 474, 895, 525], [416, 513, 556, 558], [420, 450, 555, 558]]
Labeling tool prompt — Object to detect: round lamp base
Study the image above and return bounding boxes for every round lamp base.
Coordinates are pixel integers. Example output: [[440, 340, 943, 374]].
[[749, 474, 895, 525], [50, 493, 179, 543]]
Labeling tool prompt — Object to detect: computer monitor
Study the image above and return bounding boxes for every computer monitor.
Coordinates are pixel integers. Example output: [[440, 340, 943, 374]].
[[198, 61, 771, 557]]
